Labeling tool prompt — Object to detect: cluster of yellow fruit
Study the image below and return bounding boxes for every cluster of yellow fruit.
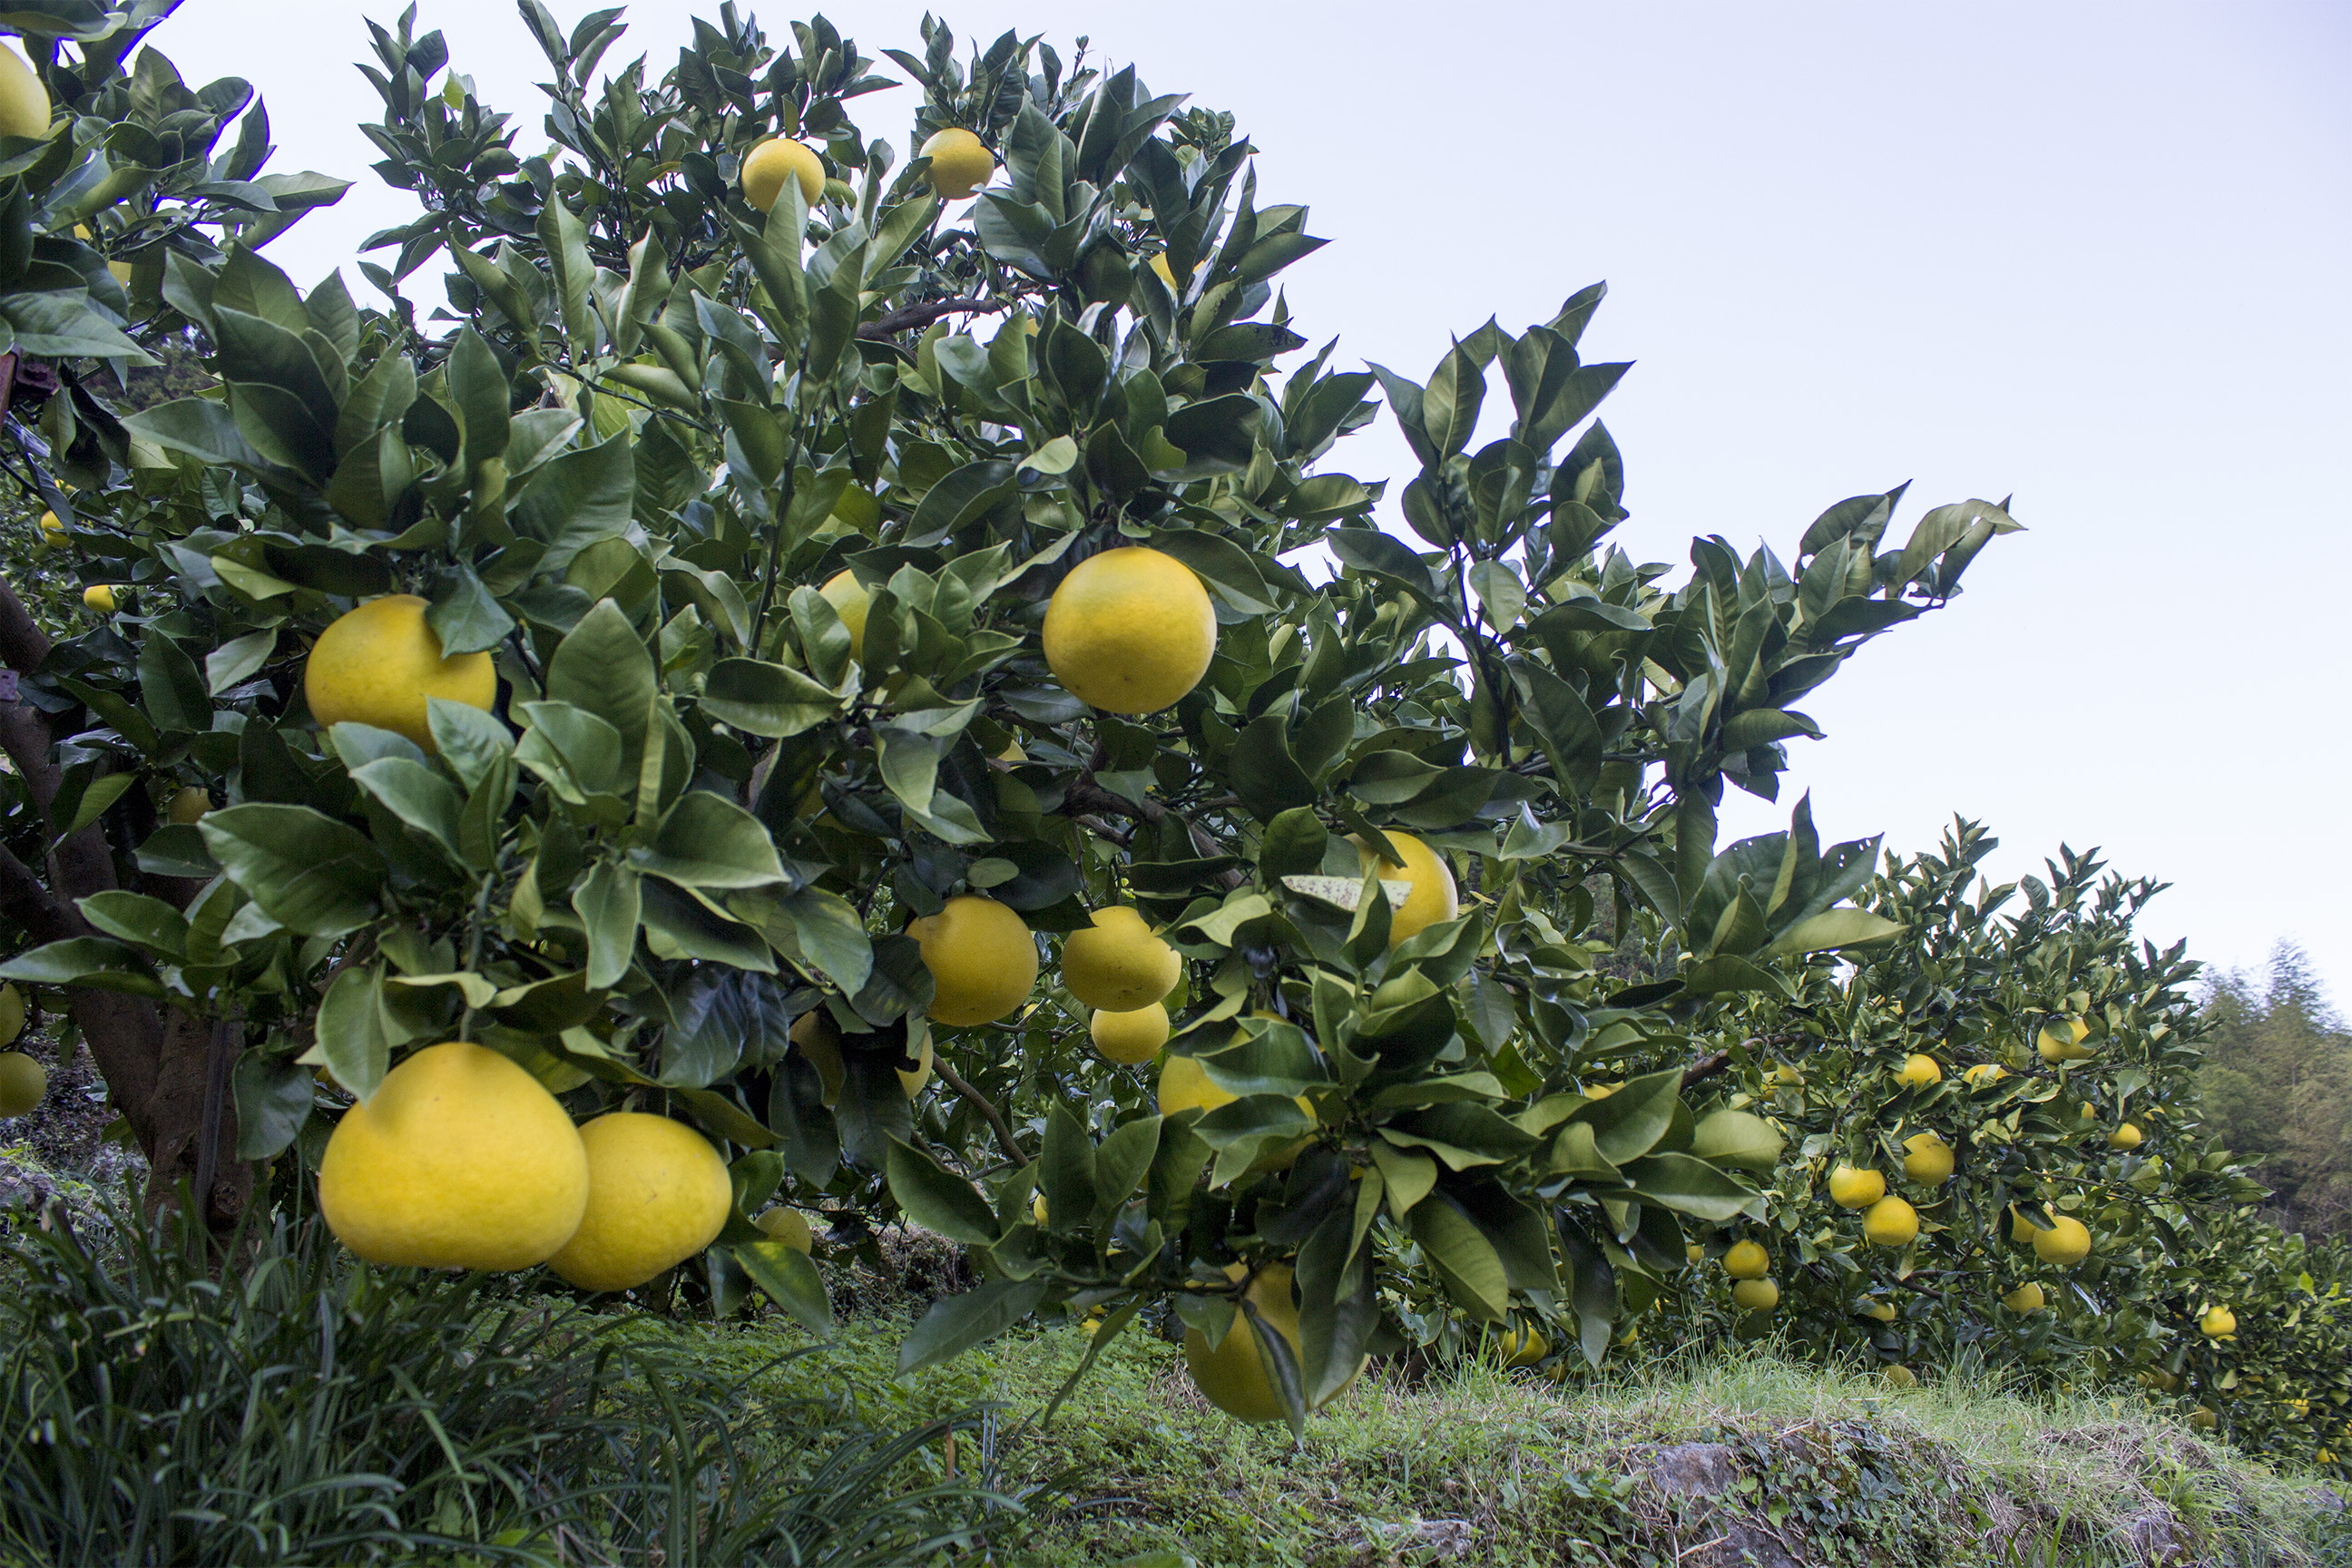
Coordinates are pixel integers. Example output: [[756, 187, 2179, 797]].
[[319, 1040, 730, 1290], [0, 983, 44, 1118], [740, 125, 995, 215]]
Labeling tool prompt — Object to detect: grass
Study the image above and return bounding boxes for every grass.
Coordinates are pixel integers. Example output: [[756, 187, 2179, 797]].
[[628, 1277, 2352, 1567]]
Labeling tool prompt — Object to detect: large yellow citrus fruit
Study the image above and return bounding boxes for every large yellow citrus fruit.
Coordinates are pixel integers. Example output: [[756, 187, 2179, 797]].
[[918, 126, 994, 198], [318, 1041, 589, 1270], [0, 45, 49, 140], [1896, 1054, 1942, 1086], [304, 595, 496, 751], [757, 1207, 814, 1252], [549, 1113, 730, 1292], [1498, 1323, 1548, 1367], [1963, 1063, 2005, 1087], [0, 1050, 45, 1116], [36, 510, 64, 545], [166, 786, 211, 827], [1901, 1132, 1954, 1185], [1183, 1262, 1361, 1423], [2200, 1305, 2237, 1338], [0, 983, 22, 1046], [2109, 1122, 2142, 1151], [2038, 1017, 2094, 1063], [1158, 1053, 1237, 1118], [1092, 1001, 1169, 1064], [2032, 1214, 2092, 1267], [789, 1010, 930, 1098], [2004, 1282, 2046, 1314], [1041, 548, 1216, 714], [1731, 1278, 1779, 1312], [819, 569, 871, 660], [910, 895, 1036, 1025], [1723, 1240, 1769, 1279], [83, 584, 116, 612], [1863, 1195, 1918, 1249], [1828, 1166, 1886, 1209], [1353, 830, 1460, 946], [741, 138, 823, 211], [1062, 906, 1181, 1011]]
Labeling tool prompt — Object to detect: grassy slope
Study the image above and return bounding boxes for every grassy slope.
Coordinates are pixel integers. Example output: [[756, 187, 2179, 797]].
[[642, 1298, 2349, 1568]]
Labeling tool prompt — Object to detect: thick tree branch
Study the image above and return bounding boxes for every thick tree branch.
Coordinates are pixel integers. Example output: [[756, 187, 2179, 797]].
[[1680, 1051, 1731, 1090], [0, 837, 78, 944], [936, 1057, 1024, 1163], [856, 295, 1007, 340]]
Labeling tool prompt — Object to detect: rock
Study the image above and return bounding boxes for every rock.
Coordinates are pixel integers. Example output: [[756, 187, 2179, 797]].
[[1647, 1442, 1739, 1499], [2308, 1485, 2347, 1514], [1688, 1519, 1803, 1568], [1353, 1515, 1477, 1560], [2118, 1504, 2182, 1563]]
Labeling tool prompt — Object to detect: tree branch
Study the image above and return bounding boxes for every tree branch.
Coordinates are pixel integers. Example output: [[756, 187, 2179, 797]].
[[1064, 777, 1249, 890], [856, 296, 1007, 340], [0, 837, 79, 945], [936, 1057, 1024, 1164], [1680, 1051, 1732, 1091]]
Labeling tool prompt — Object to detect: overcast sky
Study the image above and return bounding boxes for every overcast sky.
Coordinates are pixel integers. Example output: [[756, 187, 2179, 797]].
[[145, 1, 2352, 1000]]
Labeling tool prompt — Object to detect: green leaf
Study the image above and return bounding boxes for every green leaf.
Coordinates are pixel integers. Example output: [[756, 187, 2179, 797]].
[[632, 790, 786, 890], [199, 805, 383, 937], [348, 758, 466, 861], [76, 891, 190, 960], [897, 1278, 1047, 1376], [1679, 953, 1796, 997], [0, 937, 162, 998], [1094, 1115, 1162, 1211], [574, 860, 642, 989], [1618, 1152, 1759, 1221], [1041, 1102, 1099, 1227], [231, 1054, 313, 1161], [701, 658, 839, 739], [57, 772, 135, 836], [1406, 1193, 1509, 1322], [545, 600, 654, 756], [1258, 808, 1328, 879], [1181, 892, 1273, 947], [205, 629, 277, 696], [1760, 907, 1905, 958], [886, 1136, 999, 1245], [732, 1240, 832, 1335], [427, 566, 515, 658], [137, 631, 211, 735], [313, 963, 396, 1100]]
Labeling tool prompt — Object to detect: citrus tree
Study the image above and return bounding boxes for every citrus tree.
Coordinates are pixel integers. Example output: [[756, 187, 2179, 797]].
[[0, 1, 2025, 1428]]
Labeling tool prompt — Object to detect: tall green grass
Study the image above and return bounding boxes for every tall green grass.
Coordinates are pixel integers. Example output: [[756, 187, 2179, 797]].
[[0, 1197, 1022, 1565]]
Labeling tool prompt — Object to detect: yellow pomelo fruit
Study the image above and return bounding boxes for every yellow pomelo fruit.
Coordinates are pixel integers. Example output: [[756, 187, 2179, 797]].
[[2003, 1282, 2046, 1313], [1498, 1324, 1548, 1367], [1183, 1262, 1363, 1424], [2037, 1017, 2094, 1062], [304, 595, 496, 752], [166, 786, 211, 827], [1901, 1132, 1954, 1185], [819, 569, 870, 659], [83, 584, 116, 612], [1828, 1166, 1886, 1209], [2200, 1305, 2237, 1338], [1863, 1195, 1918, 1249], [1685, 1242, 1705, 1264], [1723, 1240, 1769, 1279], [318, 1041, 589, 1270], [1062, 906, 1181, 1011], [897, 1031, 935, 1096], [549, 1112, 731, 1292], [1092, 1001, 1170, 1065], [918, 126, 994, 199], [37, 509, 64, 544], [0, 44, 49, 140], [1963, 1063, 2004, 1087], [789, 1010, 846, 1106], [2032, 1214, 2092, 1267], [1582, 1082, 1618, 1099], [910, 895, 1036, 1025], [1883, 1365, 1919, 1389], [1861, 1299, 1898, 1322], [1896, 1053, 1941, 1086], [1157, 1053, 1237, 1118], [741, 138, 823, 211], [2009, 1203, 2043, 1244], [0, 983, 23, 1047], [1731, 1278, 1779, 1312], [1352, 830, 1460, 946], [2109, 1122, 2142, 1151], [2191, 1406, 2218, 1430], [756, 1207, 814, 1252], [1042, 548, 1216, 714], [0, 1050, 45, 1116]]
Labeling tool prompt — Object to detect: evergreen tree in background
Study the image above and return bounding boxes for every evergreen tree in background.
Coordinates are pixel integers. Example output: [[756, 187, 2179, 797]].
[[2201, 944, 2352, 1236]]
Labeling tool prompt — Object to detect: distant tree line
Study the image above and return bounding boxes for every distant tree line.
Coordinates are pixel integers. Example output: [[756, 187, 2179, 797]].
[[2200, 945, 2352, 1238]]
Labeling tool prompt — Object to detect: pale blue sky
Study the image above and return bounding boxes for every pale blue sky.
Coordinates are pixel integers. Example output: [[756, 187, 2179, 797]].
[[152, 2, 2352, 997]]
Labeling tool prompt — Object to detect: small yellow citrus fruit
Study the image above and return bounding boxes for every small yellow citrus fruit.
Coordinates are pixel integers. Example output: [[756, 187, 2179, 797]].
[[2109, 1122, 2142, 1151], [910, 895, 1036, 1025], [1042, 547, 1217, 714], [2200, 1305, 2237, 1338], [1498, 1323, 1548, 1367], [2004, 1282, 2045, 1314], [1963, 1063, 2004, 1087], [0, 1049, 45, 1116], [2191, 1406, 2217, 1430], [1861, 1299, 1898, 1322], [0, 44, 50, 140], [1723, 1240, 1769, 1279], [1062, 906, 1181, 1011], [1353, 829, 1460, 946], [36, 509, 64, 545], [918, 126, 994, 199], [1091, 1001, 1170, 1065], [1883, 1365, 1919, 1389], [741, 137, 823, 211], [2032, 1215, 2092, 1267], [819, 569, 870, 659], [1184, 1262, 1362, 1423], [83, 584, 117, 612], [1901, 1132, 1955, 1185], [549, 1112, 731, 1292], [1686, 1242, 1706, 1264], [318, 1041, 589, 1270], [1896, 1054, 1941, 1086], [1731, 1277, 1779, 1312], [166, 786, 211, 827], [1863, 1195, 1919, 1248], [1828, 1166, 1886, 1209], [303, 595, 496, 752], [756, 1207, 814, 1252]]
